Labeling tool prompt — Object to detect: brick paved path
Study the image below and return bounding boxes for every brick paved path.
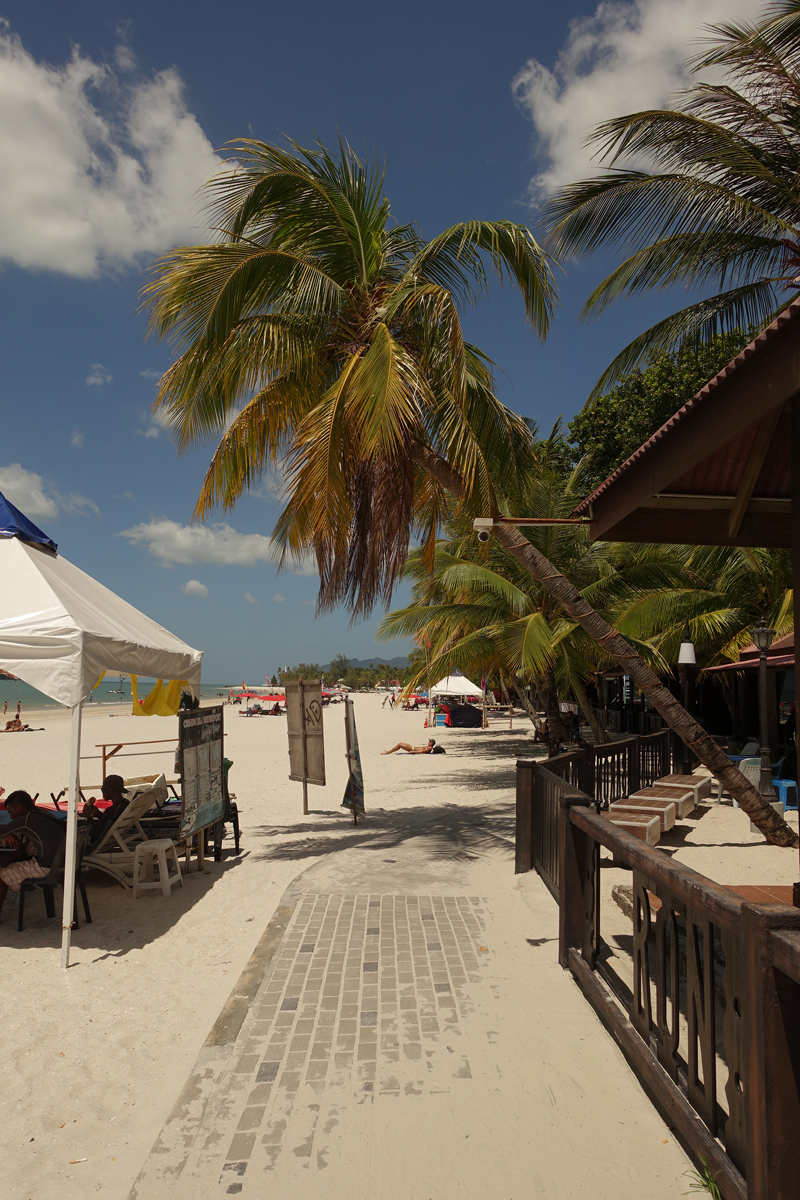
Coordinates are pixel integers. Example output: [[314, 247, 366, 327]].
[[150, 892, 490, 1196]]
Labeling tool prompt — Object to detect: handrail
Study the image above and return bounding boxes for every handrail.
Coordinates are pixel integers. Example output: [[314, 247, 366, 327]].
[[570, 806, 744, 933]]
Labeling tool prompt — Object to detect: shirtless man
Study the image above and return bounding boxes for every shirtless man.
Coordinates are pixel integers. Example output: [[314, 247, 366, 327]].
[[381, 739, 436, 755]]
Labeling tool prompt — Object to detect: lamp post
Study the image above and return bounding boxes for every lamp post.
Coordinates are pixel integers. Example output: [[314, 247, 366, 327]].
[[678, 622, 696, 776], [751, 618, 778, 800]]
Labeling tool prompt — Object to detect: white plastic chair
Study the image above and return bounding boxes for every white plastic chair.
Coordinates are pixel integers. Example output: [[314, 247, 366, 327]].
[[132, 839, 183, 898], [714, 756, 761, 805]]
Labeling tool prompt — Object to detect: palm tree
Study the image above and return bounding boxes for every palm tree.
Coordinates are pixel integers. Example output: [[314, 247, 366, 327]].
[[545, 1, 800, 396], [379, 455, 681, 750], [144, 137, 797, 847], [144, 138, 554, 617]]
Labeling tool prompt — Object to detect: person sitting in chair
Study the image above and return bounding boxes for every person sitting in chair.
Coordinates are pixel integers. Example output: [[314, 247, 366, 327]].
[[82, 775, 130, 849], [381, 739, 436, 755], [0, 791, 65, 918]]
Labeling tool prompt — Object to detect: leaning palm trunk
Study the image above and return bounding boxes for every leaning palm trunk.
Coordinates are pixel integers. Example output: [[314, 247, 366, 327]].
[[572, 676, 609, 745], [511, 678, 544, 729], [410, 440, 798, 848], [542, 667, 568, 755]]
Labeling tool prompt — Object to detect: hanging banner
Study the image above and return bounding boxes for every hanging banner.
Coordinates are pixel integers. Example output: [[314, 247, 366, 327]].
[[179, 704, 225, 837], [342, 697, 365, 817]]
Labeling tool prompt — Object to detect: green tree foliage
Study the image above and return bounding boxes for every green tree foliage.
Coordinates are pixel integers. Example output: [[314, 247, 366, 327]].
[[327, 653, 353, 680], [546, 2, 800, 395], [270, 674, 278, 686], [567, 334, 749, 492], [283, 662, 323, 681]]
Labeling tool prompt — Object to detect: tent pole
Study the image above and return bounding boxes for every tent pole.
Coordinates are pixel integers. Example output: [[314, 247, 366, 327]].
[[61, 700, 83, 970]]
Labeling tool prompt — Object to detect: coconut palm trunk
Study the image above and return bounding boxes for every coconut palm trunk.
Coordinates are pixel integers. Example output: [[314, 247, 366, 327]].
[[409, 438, 798, 848], [572, 675, 608, 745]]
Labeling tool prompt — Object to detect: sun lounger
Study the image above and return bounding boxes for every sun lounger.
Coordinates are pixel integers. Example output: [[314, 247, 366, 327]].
[[83, 774, 169, 888]]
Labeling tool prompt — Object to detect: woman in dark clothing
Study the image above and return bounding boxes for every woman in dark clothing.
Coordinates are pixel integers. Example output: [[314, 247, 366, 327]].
[[0, 790, 65, 916]]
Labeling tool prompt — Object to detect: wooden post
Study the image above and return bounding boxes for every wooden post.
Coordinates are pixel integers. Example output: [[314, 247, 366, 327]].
[[740, 904, 800, 1199], [792, 399, 800, 897], [577, 745, 595, 800], [629, 734, 641, 795], [515, 760, 534, 873], [558, 793, 595, 969]]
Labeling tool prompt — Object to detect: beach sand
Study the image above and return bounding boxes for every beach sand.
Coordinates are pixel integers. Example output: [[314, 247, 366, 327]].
[[1, 696, 797, 1198]]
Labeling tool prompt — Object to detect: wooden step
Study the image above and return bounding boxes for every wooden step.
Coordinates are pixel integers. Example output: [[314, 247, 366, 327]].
[[656, 773, 711, 801], [610, 798, 676, 832], [602, 812, 661, 846], [631, 785, 695, 818]]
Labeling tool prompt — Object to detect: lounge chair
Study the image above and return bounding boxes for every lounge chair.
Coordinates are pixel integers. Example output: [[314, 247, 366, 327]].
[[83, 774, 169, 888]]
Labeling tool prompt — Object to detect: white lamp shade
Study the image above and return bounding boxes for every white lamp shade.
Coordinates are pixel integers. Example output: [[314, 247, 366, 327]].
[[678, 642, 696, 665]]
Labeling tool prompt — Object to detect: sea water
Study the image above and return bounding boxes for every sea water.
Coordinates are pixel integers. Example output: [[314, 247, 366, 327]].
[[0, 678, 231, 713]]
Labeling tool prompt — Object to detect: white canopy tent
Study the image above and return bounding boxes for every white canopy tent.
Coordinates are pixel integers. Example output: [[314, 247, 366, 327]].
[[430, 675, 482, 697], [0, 516, 202, 967]]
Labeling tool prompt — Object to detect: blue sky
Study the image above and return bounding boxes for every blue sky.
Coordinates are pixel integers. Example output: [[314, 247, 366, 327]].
[[0, 0, 755, 682]]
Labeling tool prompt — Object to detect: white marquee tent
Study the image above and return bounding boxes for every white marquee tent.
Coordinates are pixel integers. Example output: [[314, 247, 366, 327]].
[[430, 674, 482, 697], [0, 497, 202, 967]]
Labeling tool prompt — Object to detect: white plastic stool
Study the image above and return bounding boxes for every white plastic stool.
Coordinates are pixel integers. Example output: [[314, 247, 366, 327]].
[[132, 839, 183, 899]]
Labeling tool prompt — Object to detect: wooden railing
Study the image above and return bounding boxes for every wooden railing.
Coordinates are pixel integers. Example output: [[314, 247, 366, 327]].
[[522, 731, 674, 816], [516, 759, 800, 1199], [598, 707, 665, 735]]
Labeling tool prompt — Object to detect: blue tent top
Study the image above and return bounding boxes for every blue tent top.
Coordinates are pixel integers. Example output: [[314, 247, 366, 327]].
[[0, 489, 57, 553]]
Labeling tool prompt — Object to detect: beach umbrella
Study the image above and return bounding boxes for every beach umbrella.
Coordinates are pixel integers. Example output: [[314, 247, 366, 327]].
[[0, 490, 202, 967]]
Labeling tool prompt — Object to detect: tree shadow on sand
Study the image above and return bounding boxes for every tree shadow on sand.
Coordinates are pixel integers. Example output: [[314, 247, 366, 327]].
[[251, 799, 516, 865]]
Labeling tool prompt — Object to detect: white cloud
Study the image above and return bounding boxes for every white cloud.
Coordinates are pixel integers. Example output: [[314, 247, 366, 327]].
[[180, 579, 208, 597], [138, 407, 171, 439], [302, 599, 317, 607], [0, 463, 57, 519], [0, 22, 220, 277], [243, 591, 261, 604], [71, 430, 85, 448], [117, 517, 317, 573], [512, 0, 755, 199], [86, 363, 113, 387], [0, 462, 99, 519], [140, 369, 162, 380], [271, 593, 286, 603], [57, 491, 100, 517]]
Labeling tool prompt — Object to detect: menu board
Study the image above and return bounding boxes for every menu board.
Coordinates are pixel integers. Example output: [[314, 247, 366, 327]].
[[179, 705, 225, 837]]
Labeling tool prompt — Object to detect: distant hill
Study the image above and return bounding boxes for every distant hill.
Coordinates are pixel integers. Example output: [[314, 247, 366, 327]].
[[322, 656, 409, 671]]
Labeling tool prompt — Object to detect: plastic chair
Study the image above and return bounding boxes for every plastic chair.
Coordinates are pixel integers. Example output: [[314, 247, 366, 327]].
[[18, 828, 92, 932], [132, 839, 183, 898], [772, 779, 798, 810], [714, 757, 761, 805]]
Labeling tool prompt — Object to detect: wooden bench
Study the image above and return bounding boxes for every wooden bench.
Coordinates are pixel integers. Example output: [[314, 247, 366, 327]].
[[630, 784, 695, 818], [610, 797, 677, 832]]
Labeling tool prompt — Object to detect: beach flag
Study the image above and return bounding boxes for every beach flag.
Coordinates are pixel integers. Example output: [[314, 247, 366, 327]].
[[342, 697, 365, 816]]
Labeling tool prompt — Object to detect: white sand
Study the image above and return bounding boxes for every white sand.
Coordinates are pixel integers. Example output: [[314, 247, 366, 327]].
[[2, 697, 796, 1198]]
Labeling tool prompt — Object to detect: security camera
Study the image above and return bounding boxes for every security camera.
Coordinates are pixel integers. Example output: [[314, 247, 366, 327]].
[[473, 517, 495, 543]]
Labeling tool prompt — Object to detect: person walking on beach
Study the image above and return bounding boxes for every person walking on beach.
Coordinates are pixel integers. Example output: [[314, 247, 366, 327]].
[[381, 739, 436, 755]]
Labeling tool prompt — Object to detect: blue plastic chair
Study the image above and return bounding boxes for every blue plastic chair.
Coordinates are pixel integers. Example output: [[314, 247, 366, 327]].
[[773, 779, 798, 810]]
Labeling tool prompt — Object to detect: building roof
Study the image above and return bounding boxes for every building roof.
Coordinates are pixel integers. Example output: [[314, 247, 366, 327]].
[[573, 301, 800, 547]]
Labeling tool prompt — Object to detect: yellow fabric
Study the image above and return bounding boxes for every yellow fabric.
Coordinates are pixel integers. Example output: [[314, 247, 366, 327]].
[[92, 671, 106, 690], [130, 675, 187, 716]]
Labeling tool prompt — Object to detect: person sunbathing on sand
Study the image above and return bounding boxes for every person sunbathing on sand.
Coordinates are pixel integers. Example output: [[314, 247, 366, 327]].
[[381, 739, 436, 755], [2, 717, 29, 732]]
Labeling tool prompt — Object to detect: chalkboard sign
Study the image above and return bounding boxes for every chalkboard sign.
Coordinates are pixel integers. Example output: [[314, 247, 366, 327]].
[[179, 704, 225, 838]]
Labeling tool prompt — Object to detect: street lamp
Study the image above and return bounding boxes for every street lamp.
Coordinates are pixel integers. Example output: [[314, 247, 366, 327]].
[[751, 618, 778, 800], [678, 622, 696, 776]]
